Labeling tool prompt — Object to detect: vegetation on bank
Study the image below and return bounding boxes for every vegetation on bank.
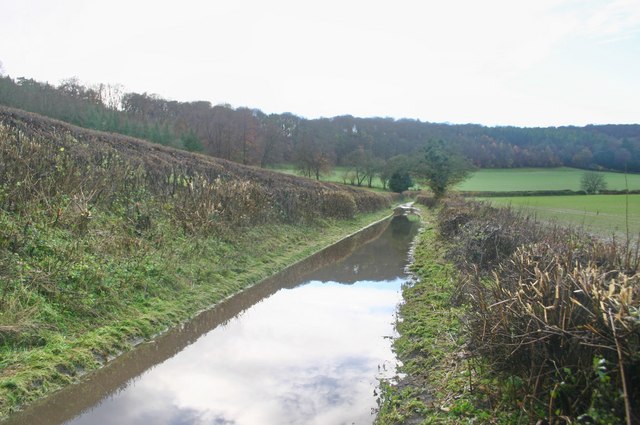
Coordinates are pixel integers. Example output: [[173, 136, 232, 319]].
[[379, 200, 639, 424], [0, 107, 393, 419]]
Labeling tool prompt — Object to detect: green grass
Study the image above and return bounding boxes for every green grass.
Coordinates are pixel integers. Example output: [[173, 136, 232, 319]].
[[271, 165, 640, 193], [376, 210, 518, 424], [268, 164, 388, 190], [482, 194, 640, 237], [457, 167, 640, 192], [0, 208, 394, 419]]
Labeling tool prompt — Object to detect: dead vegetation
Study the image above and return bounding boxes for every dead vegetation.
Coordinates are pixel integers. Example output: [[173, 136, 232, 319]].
[[0, 105, 390, 348], [437, 198, 639, 424], [0, 106, 389, 230]]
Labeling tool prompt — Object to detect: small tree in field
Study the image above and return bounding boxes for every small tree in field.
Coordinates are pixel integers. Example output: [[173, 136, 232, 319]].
[[580, 171, 607, 194], [417, 139, 473, 199]]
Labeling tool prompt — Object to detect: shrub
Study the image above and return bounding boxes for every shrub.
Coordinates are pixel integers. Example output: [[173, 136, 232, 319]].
[[388, 171, 412, 193], [319, 191, 357, 219], [415, 194, 437, 209], [435, 198, 640, 423], [0, 106, 389, 231]]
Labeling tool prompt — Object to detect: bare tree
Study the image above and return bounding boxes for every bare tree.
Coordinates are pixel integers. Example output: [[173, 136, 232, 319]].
[[580, 171, 607, 194]]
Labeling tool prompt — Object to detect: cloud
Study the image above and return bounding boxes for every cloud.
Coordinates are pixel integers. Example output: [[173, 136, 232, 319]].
[[1, 0, 637, 126], [579, 0, 640, 41]]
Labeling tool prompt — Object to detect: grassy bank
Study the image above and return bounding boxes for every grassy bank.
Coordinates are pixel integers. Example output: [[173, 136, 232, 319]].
[[376, 221, 479, 424], [0, 210, 392, 420], [378, 200, 639, 424], [0, 107, 394, 419], [377, 214, 517, 424]]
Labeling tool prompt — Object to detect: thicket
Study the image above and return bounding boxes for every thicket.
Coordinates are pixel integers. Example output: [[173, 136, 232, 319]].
[[0, 106, 387, 225], [437, 199, 639, 423]]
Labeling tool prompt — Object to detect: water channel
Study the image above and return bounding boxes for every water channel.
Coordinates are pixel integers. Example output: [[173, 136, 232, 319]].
[[5, 215, 419, 425]]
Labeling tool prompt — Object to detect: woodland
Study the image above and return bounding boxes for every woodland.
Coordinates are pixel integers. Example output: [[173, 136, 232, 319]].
[[1, 75, 639, 175]]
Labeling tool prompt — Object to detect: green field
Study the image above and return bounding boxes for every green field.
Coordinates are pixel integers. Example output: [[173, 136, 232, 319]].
[[271, 165, 640, 193], [268, 164, 387, 189], [458, 167, 640, 192], [483, 194, 640, 237], [268, 164, 640, 236]]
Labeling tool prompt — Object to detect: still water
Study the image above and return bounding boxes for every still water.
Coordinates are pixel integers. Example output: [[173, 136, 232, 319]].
[[6, 216, 418, 425]]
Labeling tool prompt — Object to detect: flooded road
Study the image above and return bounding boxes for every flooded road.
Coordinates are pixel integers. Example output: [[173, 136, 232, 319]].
[[6, 216, 418, 425]]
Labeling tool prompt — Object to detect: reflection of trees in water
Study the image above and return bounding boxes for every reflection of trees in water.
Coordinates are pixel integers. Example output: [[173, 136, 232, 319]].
[[306, 216, 419, 283], [389, 216, 415, 243]]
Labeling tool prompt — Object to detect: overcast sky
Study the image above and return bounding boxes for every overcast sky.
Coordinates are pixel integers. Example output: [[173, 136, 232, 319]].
[[1, 0, 639, 127]]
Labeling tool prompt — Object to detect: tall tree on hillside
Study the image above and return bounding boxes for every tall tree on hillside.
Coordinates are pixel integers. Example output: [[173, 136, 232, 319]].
[[236, 108, 263, 165], [417, 139, 473, 199], [344, 146, 380, 187]]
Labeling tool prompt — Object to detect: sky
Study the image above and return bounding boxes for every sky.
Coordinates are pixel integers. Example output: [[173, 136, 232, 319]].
[[1, 0, 639, 127]]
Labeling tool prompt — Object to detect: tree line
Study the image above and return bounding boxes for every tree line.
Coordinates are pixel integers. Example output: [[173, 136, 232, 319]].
[[1, 73, 639, 174]]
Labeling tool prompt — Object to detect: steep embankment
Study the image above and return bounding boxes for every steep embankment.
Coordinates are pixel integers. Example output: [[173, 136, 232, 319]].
[[0, 106, 392, 419]]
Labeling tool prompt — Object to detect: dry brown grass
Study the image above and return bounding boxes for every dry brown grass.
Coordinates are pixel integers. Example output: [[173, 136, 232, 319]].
[[0, 106, 390, 232], [437, 199, 640, 424]]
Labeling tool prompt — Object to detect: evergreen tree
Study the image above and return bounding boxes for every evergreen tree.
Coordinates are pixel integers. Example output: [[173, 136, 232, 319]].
[[388, 171, 413, 193]]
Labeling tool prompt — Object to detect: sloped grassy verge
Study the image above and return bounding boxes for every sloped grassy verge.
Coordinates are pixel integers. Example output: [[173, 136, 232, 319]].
[[0, 209, 392, 420]]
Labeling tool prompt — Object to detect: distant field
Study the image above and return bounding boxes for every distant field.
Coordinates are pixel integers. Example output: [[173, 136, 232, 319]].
[[269, 165, 387, 190], [271, 166, 640, 193], [483, 194, 640, 237], [269, 164, 640, 236], [457, 167, 640, 192]]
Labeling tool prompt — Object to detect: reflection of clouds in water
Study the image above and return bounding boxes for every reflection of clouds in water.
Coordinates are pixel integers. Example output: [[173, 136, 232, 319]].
[[66, 279, 404, 425], [68, 388, 231, 425]]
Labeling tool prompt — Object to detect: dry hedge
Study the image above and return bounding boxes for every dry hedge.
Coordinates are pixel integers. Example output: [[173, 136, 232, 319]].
[[0, 106, 390, 233], [437, 199, 640, 424]]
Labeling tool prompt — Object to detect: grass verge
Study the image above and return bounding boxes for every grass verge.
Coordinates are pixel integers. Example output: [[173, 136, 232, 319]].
[[0, 204, 392, 421], [376, 211, 518, 424]]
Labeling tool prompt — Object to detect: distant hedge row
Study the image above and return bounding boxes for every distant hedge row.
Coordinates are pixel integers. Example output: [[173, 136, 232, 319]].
[[461, 189, 640, 197]]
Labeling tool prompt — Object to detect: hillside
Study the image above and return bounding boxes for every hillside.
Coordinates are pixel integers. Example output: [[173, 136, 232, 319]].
[[0, 106, 391, 419], [0, 106, 387, 224]]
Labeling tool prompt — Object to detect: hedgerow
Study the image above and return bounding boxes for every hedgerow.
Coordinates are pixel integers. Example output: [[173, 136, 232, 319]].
[[438, 199, 639, 423]]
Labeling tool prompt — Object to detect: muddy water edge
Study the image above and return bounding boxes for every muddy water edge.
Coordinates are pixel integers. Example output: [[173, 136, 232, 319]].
[[3, 215, 419, 425]]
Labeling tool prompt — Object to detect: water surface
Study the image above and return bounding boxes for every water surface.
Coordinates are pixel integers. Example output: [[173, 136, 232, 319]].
[[5, 216, 418, 425]]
